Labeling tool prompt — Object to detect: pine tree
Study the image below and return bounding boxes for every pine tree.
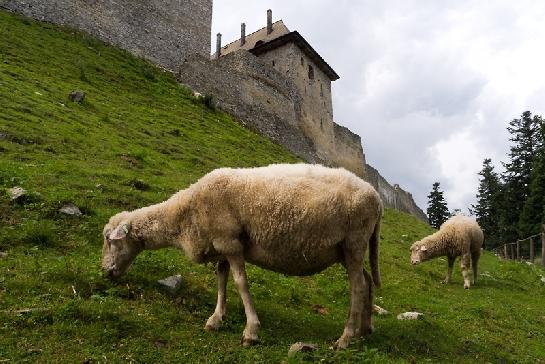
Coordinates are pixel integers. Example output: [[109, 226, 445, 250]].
[[427, 182, 449, 229], [499, 111, 543, 242], [519, 117, 545, 237], [471, 158, 501, 249]]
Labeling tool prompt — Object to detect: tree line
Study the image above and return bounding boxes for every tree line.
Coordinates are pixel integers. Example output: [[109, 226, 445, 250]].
[[426, 111, 545, 250]]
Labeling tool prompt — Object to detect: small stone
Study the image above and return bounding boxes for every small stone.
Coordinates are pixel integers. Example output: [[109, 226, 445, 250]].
[[95, 184, 104, 189], [157, 275, 183, 296], [68, 90, 86, 102], [373, 304, 389, 315], [8, 186, 26, 201], [288, 342, 317, 357], [59, 203, 82, 216], [397, 312, 423, 320]]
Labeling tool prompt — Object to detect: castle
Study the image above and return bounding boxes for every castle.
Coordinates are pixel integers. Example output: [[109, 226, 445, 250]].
[[0, 0, 427, 221]]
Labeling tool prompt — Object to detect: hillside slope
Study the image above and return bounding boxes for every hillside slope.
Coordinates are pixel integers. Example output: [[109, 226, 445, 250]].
[[1, 9, 545, 363]]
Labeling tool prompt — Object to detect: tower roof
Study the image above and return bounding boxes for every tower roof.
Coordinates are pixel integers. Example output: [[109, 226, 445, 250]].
[[250, 31, 339, 81]]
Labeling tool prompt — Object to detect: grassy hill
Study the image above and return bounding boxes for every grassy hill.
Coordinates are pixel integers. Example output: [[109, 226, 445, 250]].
[[1, 9, 545, 363]]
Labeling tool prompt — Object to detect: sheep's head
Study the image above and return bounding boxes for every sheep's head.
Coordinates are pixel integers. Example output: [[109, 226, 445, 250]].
[[102, 212, 143, 279], [409, 242, 428, 265]]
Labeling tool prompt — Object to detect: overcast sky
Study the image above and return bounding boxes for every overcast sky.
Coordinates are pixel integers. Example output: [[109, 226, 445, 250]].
[[211, 1, 545, 212]]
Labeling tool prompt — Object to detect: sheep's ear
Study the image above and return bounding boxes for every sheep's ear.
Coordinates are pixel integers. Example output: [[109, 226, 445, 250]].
[[420, 245, 427, 251], [109, 223, 130, 241]]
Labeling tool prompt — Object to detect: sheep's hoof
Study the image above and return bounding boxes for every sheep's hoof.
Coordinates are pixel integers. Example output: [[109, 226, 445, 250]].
[[241, 336, 260, 347], [464, 284, 470, 289], [333, 336, 351, 350], [204, 315, 223, 331]]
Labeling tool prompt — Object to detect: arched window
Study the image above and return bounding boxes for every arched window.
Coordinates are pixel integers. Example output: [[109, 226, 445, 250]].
[[308, 65, 314, 80]]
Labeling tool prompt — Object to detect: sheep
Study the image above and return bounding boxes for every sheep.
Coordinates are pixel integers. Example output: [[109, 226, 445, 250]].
[[101, 163, 383, 349], [410, 215, 484, 289]]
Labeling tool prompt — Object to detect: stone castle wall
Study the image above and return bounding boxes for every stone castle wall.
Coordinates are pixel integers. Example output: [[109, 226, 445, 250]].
[[0, 0, 212, 70], [177, 51, 324, 164], [365, 164, 427, 221], [178, 49, 367, 178]]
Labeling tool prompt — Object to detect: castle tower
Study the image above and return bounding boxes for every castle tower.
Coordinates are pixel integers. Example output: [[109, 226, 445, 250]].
[[216, 10, 360, 174]]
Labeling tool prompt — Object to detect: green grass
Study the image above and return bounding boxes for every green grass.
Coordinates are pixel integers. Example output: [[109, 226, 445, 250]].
[[1, 9, 545, 363]]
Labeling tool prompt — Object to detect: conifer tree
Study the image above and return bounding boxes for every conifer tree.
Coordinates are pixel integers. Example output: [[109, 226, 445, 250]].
[[499, 111, 543, 242], [519, 117, 545, 237], [427, 182, 449, 229], [471, 158, 501, 249]]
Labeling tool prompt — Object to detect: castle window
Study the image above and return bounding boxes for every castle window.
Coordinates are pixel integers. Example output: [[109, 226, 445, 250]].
[[320, 83, 323, 97], [308, 65, 314, 80], [300, 57, 304, 66], [272, 60, 276, 67]]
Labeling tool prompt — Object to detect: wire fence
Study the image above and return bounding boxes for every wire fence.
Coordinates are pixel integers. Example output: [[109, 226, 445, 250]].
[[493, 227, 545, 267]]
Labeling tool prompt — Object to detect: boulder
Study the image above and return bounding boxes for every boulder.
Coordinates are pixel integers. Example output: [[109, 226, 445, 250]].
[[59, 203, 82, 216], [68, 90, 85, 102], [157, 275, 183, 297], [288, 342, 317, 357]]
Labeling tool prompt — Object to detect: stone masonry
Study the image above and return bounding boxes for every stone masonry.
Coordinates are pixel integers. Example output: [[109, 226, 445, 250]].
[[0, 0, 213, 71]]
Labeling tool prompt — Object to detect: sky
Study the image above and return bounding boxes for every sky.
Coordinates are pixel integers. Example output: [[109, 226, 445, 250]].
[[211, 1, 545, 212]]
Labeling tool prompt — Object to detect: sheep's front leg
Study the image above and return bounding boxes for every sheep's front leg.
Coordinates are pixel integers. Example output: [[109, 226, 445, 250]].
[[334, 245, 365, 349], [205, 260, 230, 331], [226, 255, 260, 346], [443, 256, 455, 284], [460, 253, 471, 289]]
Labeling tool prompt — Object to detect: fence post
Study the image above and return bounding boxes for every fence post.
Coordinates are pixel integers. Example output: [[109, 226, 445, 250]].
[[510, 243, 515, 260], [516, 240, 520, 260], [542, 227, 545, 267], [529, 237, 534, 263], [503, 244, 508, 259]]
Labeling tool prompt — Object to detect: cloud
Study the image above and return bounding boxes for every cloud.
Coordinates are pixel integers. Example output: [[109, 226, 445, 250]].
[[212, 1, 545, 212]]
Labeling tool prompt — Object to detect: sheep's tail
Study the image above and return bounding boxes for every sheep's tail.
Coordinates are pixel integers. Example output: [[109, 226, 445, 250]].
[[369, 205, 382, 288]]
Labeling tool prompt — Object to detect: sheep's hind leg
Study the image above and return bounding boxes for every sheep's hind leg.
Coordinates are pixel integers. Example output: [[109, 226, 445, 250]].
[[334, 244, 364, 349], [471, 250, 480, 284], [205, 260, 230, 331], [359, 267, 374, 337], [226, 255, 260, 347], [460, 253, 471, 289], [443, 256, 455, 284]]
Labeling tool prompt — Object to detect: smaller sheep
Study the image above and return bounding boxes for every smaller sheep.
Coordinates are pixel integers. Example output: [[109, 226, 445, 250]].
[[410, 215, 483, 289]]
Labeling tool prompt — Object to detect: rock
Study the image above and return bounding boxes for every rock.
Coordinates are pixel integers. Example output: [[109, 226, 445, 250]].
[[0, 252, 7, 259], [68, 90, 86, 102], [59, 203, 82, 216], [157, 275, 183, 296], [288, 342, 317, 357], [397, 312, 423, 320], [373, 304, 389, 315], [8, 186, 26, 201]]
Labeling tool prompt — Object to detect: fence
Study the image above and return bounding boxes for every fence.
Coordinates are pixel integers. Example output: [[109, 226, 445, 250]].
[[493, 224, 545, 267]]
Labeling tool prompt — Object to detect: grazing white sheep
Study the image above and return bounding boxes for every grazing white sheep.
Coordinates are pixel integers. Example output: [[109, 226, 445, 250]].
[[410, 215, 483, 289], [102, 163, 383, 349]]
